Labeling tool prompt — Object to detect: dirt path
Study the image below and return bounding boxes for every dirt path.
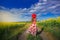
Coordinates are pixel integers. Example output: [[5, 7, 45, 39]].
[[17, 23, 55, 40], [40, 31, 55, 40], [18, 23, 31, 40], [18, 31, 27, 40]]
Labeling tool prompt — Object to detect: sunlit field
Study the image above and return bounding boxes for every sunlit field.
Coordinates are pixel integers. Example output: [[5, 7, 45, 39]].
[[37, 17, 60, 40], [0, 22, 29, 40], [0, 17, 60, 40]]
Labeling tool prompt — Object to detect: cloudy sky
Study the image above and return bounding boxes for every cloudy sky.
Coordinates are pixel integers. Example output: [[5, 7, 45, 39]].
[[0, 0, 60, 22]]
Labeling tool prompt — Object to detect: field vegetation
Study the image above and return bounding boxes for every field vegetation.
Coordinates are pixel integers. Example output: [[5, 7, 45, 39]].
[[0, 17, 60, 40]]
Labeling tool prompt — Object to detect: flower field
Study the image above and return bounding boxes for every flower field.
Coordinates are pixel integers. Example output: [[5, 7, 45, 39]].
[[0, 22, 28, 40], [0, 17, 60, 40], [37, 17, 60, 40]]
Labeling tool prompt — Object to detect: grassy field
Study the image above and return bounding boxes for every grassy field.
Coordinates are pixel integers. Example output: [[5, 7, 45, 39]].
[[0, 17, 60, 40], [0, 22, 28, 40], [37, 17, 60, 40]]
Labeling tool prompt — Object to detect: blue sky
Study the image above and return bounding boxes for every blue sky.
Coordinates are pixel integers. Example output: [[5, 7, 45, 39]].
[[0, 0, 60, 22], [0, 0, 38, 8]]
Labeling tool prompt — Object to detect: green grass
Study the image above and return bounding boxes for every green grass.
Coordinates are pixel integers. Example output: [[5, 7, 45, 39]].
[[0, 17, 60, 40], [27, 34, 42, 40], [37, 17, 60, 40], [0, 22, 27, 40]]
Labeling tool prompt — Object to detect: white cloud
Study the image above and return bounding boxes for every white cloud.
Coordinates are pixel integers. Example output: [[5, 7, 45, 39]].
[[0, 11, 20, 22], [0, 0, 60, 22], [0, 8, 31, 22], [43, 0, 47, 2], [48, 4, 60, 9], [29, 9, 36, 13]]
